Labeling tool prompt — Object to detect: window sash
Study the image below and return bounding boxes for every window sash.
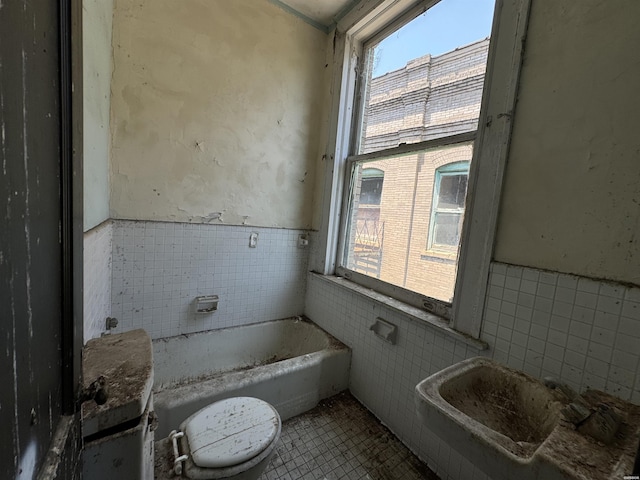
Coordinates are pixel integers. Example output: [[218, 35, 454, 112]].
[[428, 163, 470, 251], [338, 132, 477, 317], [346, 130, 477, 166], [430, 211, 464, 249]]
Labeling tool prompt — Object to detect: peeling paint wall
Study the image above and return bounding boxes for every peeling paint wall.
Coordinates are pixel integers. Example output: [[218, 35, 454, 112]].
[[494, 0, 640, 285], [83, 0, 113, 231], [110, 0, 327, 228], [311, 32, 336, 231]]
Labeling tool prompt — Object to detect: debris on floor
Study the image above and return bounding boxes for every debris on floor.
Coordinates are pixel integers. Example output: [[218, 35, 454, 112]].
[[260, 391, 438, 480], [154, 391, 438, 480]]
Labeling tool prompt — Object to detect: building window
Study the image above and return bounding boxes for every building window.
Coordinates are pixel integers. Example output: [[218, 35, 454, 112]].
[[360, 168, 384, 205], [350, 168, 385, 277], [338, 0, 495, 316], [428, 162, 470, 252]]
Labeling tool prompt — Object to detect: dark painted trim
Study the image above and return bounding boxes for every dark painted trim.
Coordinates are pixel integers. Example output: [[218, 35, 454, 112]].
[[71, 0, 84, 415], [59, 0, 83, 415], [1, 0, 83, 474]]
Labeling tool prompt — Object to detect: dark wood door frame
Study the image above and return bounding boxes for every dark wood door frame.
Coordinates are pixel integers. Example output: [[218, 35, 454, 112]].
[[60, 0, 84, 417], [0, 0, 83, 477]]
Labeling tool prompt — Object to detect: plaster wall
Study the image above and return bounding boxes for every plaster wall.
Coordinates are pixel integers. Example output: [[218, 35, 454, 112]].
[[83, 0, 113, 231], [110, 0, 327, 228], [494, 0, 640, 285]]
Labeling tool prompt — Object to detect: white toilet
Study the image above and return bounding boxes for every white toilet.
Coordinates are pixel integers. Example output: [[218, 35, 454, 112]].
[[169, 397, 281, 479]]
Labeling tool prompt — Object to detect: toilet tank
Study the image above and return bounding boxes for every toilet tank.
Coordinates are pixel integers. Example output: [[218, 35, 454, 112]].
[[82, 329, 156, 480]]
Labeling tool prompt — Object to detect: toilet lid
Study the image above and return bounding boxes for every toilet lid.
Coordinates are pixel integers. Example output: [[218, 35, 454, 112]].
[[182, 397, 280, 469]]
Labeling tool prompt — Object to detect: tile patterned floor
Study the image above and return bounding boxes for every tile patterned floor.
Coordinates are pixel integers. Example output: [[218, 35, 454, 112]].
[[154, 391, 438, 480], [259, 392, 439, 480]]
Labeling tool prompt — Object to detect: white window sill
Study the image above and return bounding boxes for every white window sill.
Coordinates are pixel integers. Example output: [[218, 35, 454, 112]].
[[311, 273, 488, 351]]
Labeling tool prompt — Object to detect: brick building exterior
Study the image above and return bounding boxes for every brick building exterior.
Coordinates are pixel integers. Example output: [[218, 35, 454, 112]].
[[349, 38, 489, 302]]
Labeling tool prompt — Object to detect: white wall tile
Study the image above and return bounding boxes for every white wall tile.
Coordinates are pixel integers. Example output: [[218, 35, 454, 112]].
[[557, 274, 577, 290], [513, 316, 531, 335], [531, 309, 551, 326], [625, 287, 640, 303], [546, 328, 567, 348], [542, 356, 562, 377], [536, 282, 555, 299], [539, 271, 558, 285], [491, 263, 507, 275], [622, 300, 640, 319], [111, 220, 309, 339], [563, 349, 586, 369], [83, 220, 113, 342], [554, 287, 575, 305], [618, 317, 640, 337], [520, 279, 538, 295], [599, 283, 625, 299], [560, 364, 582, 390], [504, 275, 521, 291], [506, 265, 523, 279], [490, 272, 505, 287], [577, 277, 600, 294], [551, 300, 572, 318]]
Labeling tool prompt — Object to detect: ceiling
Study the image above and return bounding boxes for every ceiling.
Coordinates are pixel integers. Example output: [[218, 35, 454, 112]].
[[275, 0, 360, 30]]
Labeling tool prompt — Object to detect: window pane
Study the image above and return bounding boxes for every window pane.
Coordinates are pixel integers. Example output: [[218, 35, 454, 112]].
[[438, 174, 468, 209], [357, 0, 496, 155], [344, 142, 473, 303], [433, 212, 463, 246], [360, 176, 384, 205]]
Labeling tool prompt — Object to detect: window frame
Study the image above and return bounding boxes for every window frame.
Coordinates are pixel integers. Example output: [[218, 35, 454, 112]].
[[313, 0, 532, 338], [338, 0, 491, 320]]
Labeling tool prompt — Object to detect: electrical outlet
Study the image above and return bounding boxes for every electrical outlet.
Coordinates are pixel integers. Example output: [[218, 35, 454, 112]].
[[298, 233, 309, 248]]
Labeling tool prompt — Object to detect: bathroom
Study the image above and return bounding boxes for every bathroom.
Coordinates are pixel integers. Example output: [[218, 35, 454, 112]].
[[82, 0, 640, 477], [2, 0, 639, 478]]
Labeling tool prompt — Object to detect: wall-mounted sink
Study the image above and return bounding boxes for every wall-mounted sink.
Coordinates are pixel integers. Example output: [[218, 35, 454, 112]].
[[438, 358, 565, 458], [415, 357, 640, 480]]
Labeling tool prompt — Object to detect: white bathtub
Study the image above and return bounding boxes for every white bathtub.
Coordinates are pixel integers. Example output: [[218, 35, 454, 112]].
[[152, 317, 351, 438]]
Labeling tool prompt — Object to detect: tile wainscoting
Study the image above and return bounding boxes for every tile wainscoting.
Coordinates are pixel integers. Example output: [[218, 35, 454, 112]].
[[110, 220, 309, 339], [83, 220, 113, 342]]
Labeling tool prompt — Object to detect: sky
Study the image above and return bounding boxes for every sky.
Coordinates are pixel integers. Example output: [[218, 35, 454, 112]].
[[372, 0, 496, 77]]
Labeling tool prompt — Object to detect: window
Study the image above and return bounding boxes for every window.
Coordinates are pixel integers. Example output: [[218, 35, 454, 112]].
[[428, 161, 470, 252], [316, 0, 531, 337], [351, 168, 385, 277], [338, 0, 495, 315], [360, 168, 384, 205]]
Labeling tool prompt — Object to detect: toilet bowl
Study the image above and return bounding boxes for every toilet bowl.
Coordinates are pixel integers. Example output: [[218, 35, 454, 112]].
[[170, 397, 281, 479]]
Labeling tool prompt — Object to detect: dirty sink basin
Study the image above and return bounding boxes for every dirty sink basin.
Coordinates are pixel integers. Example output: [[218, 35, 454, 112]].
[[415, 357, 640, 480], [415, 357, 568, 480]]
